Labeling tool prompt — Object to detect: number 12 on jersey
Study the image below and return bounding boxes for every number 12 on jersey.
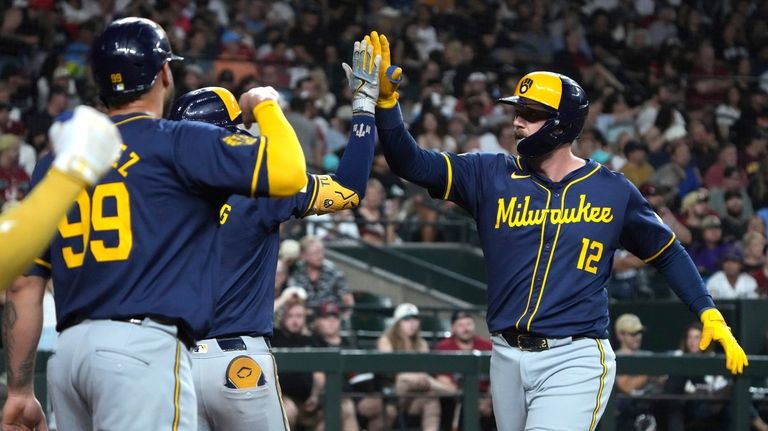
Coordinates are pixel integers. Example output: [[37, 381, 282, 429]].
[[577, 237, 603, 274], [58, 182, 133, 268]]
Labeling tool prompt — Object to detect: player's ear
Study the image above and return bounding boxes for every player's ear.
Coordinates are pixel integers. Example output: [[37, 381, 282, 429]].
[[159, 63, 172, 88]]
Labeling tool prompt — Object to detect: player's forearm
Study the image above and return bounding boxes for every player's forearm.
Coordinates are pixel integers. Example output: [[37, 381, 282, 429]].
[[254, 100, 308, 197], [375, 104, 447, 191], [332, 115, 376, 198], [0, 169, 84, 289], [3, 276, 46, 392], [652, 241, 715, 314]]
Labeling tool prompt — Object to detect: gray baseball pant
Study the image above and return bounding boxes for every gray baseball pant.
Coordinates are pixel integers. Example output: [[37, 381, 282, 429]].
[[490, 335, 616, 431]]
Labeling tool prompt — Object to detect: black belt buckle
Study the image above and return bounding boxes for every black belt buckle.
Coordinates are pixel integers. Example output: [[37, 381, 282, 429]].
[[217, 336, 247, 352], [517, 334, 549, 352]]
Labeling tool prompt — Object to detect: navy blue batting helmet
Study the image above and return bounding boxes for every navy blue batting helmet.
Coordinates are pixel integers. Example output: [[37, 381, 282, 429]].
[[497, 71, 588, 158], [170, 87, 243, 132], [91, 17, 183, 99]]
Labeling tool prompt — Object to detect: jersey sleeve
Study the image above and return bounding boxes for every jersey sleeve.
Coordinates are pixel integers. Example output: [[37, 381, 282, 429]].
[[172, 113, 306, 199], [619, 177, 676, 262], [437, 152, 500, 216], [173, 122, 270, 198], [375, 105, 489, 216]]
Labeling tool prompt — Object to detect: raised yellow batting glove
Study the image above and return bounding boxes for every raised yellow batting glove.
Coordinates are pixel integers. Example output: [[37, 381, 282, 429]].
[[369, 30, 402, 108], [50, 105, 124, 186], [699, 308, 748, 374]]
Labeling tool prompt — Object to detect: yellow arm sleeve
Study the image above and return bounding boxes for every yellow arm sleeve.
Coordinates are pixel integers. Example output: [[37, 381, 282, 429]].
[[253, 100, 308, 197], [0, 169, 84, 288]]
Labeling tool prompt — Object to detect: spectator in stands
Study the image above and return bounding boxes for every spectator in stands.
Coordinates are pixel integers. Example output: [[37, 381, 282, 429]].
[[272, 301, 324, 430], [656, 140, 703, 202], [289, 236, 354, 310], [722, 190, 752, 242], [686, 40, 731, 118], [610, 249, 648, 300], [273, 285, 307, 313], [706, 249, 759, 299], [678, 188, 716, 245], [355, 178, 400, 245], [275, 259, 288, 296], [741, 232, 766, 273], [309, 302, 362, 431], [288, 4, 326, 65], [614, 313, 668, 431], [286, 93, 324, 168], [752, 257, 768, 297], [0, 133, 29, 210], [279, 239, 301, 273], [620, 140, 654, 188], [704, 143, 744, 190], [434, 310, 494, 431], [377, 303, 455, 431], [400, 192, 443, 243], [710, 166, 754, 222], [640, 182, 692, 245], [664, 322, 731, 430], [690, 215, 734, 278], [688, 120, 722, 184], [413, 110, 453, 153], [714, 87, 742, 141], [24, 85, 67, 153]]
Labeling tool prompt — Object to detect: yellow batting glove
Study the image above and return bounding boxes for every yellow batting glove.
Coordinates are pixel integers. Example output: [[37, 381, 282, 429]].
[[699, 308, 749, 375], [369, 30, 402, 108]]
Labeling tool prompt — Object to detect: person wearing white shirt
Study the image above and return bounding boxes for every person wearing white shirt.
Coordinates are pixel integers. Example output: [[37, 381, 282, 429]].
[[706, 251, 759, 299]]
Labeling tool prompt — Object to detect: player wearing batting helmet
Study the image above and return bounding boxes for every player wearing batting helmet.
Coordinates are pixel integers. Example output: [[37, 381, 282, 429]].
[[2, 17, 308, 431], [167, 37, 380, 431], [367, 31, 748, 431]]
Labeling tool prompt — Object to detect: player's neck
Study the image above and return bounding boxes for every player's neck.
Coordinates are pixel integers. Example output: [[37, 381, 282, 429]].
[[109, 89, 165, 118], [529, 147, 586, 183]]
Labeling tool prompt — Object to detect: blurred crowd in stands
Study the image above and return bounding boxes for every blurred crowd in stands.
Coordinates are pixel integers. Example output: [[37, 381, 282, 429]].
[[2, 0, 768, 303], [2, 0, 768, 428]]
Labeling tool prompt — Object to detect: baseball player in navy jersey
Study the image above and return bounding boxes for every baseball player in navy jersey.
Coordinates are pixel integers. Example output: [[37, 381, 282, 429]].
[[167, 39, 380, 431], [0, 106, 123, 289], [367, 31, 748, 431], [2, 17, 307, 431]]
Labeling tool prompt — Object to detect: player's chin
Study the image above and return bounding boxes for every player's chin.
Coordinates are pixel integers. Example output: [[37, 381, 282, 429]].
[[515, 131, 528, 140]]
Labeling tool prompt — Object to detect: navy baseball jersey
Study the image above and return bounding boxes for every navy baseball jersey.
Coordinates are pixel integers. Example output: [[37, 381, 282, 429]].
[[209, 115, 376, 339], [29, 114, 277, 337], [376, 107, 714, 339], [211, 189, 310, 338]]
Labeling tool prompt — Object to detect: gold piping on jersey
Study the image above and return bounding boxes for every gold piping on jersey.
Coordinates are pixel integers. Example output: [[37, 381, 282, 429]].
[[642, 233, 677, 263], [34, 258, 52, 270], [515, 180, 551, 330], [114, 115, 153, 126], [302, 175, 319, 216], [589, 339, 608, 431], [526, 164, 602, 330], [441, 152, 453, 200], [250, 136, 266, 197], [514, 156, 522, 170], [172, 340, 181, 431]]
